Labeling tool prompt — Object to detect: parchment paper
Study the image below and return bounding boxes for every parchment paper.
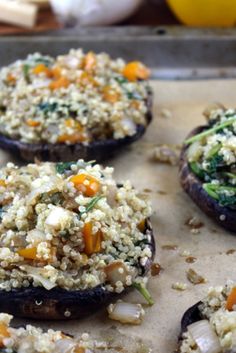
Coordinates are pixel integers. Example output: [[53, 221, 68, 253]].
[[3, 79, 236, 353]]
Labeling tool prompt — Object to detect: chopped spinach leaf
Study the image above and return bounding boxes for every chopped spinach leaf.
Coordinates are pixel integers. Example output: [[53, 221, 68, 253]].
[[115, 76, 128, 85], [126, 91, 142, 100], [38, 102, 58, 115], [189, 162, 205, 179], [56, 162, 77, 174], [206, 155, 224, 174], [33, 56, 53, 67]]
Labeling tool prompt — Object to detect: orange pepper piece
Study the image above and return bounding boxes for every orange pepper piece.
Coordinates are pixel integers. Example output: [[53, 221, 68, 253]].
[[26, 119, 41, 127], [122, 61, 150, 81], [226, 287, 236, 311], [82, 52, 96, 71], [83, 222, 103, 256], [0, 323, 10, 347], [51, 66, 61, 79], [33, 63, 51, 77], [18, 247, 37, 260], [78, 72, 98, 87], [49, 77, 70, 90], [57, 132, 87, 144], [102, 86, 120, 103], [65, 119, 82, 131], [6, 73, 16, 84], [138, 219, 146, 232], [69, 174, 100, 197], [0, 180, 6, 187], [74, 347, 85, 353]]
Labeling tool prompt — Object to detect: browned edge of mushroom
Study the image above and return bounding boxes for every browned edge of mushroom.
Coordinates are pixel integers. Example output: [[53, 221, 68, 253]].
[[0, 219, 155, 320], [179, 126, 236, 233], [0, 92, 153, 163]]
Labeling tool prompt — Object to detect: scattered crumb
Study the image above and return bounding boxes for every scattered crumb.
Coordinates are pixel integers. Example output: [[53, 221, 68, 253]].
[[161, 244, 178, 251], [185, 216, 204, 234], [151, 263, 163, 276], [152, 144, 180, 166], [186, 268, 207, 285], [156, 190, 167, 195], [143, 188, 151, 193], [160, 108, 172, 119], [185, 256, 197, 264], [180, 250, 191, 257], [172, 282, 187, 291], [226, 249, 236, 255]]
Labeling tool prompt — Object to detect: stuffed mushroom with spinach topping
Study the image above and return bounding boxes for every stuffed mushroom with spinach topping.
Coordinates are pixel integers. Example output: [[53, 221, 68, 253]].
[[0, 160, 155, 319], [179, 282, 236, 353], [180, 106, 236, 232], [0, 50, 152, 162]]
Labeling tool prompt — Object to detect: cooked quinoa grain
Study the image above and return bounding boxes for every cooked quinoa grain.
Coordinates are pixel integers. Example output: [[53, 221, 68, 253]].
[[0, 160, 152, 292], [0, 50, 151, 144], [180, 282, 236, 353], [0, 313, 136, 352]]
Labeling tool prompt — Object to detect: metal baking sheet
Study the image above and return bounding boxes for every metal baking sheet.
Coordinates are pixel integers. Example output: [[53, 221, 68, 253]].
[[1, 27, 236, 79]]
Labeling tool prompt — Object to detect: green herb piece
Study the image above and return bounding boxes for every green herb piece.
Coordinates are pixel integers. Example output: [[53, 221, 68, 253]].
[[127, 91, 142, 100], [189, 162, 205, 179], [224, 172, 236, 180], [203, 184, 220, 200], [56, 161, 77, 174], [206, 143, 222, 159], [85, 195, 104, 213], [185, 117, 236, 145], [132, 282, 154, 306], [34, 56, 53, 67], [218, 193, 236, 206], [23, 64, 30, 83]]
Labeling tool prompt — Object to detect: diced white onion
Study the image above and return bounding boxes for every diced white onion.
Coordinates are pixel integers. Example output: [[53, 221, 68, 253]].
[[121, 118, 136, 135], [20, 265, 56, 290], [188, 320, 221, 353], [54, 339, 76, 353], [45, 206, 72, 230], [108, 301, 145, 324]]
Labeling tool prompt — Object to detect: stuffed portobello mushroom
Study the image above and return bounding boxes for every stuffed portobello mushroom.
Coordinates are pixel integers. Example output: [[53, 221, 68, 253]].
[[0, 50, 152, 162], [179, 282, 236, 353], [0, 313, 147, 352], [180, 107, 236, 232], [0, 160, 155, 320]]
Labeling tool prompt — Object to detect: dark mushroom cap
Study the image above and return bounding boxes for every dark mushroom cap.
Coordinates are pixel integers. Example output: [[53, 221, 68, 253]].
[[180, 126, 236, 233], [0, 219, 155, 320], [0, 93, 152, 163]]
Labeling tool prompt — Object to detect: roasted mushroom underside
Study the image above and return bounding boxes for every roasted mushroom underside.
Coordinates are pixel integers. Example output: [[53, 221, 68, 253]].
[[0, 219, 155, 320], [180, 126, 236, 233], [0, 93, 153, 163]]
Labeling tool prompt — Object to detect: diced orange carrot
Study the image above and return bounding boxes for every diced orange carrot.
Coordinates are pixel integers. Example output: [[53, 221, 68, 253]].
[[0, 180, 6, 187], [226, 287, 236, 311], [49, 77, 70, 90], [83, 222, 103, 256], [18, 247, 37, 260], [0, 323, 10, 347], [102, 86, 120, 103], [26, 119, 41, 127], [33, 64, 51, 77], [82, 52, 96, 71], [138, 219, 146, 232], [57, 132, 87, 144], [131, 100, 141, 109], [69, 174, 100, 197], [122, 61, 150, 81]]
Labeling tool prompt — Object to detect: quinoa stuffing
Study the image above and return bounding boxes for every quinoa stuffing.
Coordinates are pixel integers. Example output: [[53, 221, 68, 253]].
[[0, 313, 144, 352], [0, 160, 153, 293], [0, 50, 151, 145], [180, 282, 236, 353], [186, 108, 236, 208]]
